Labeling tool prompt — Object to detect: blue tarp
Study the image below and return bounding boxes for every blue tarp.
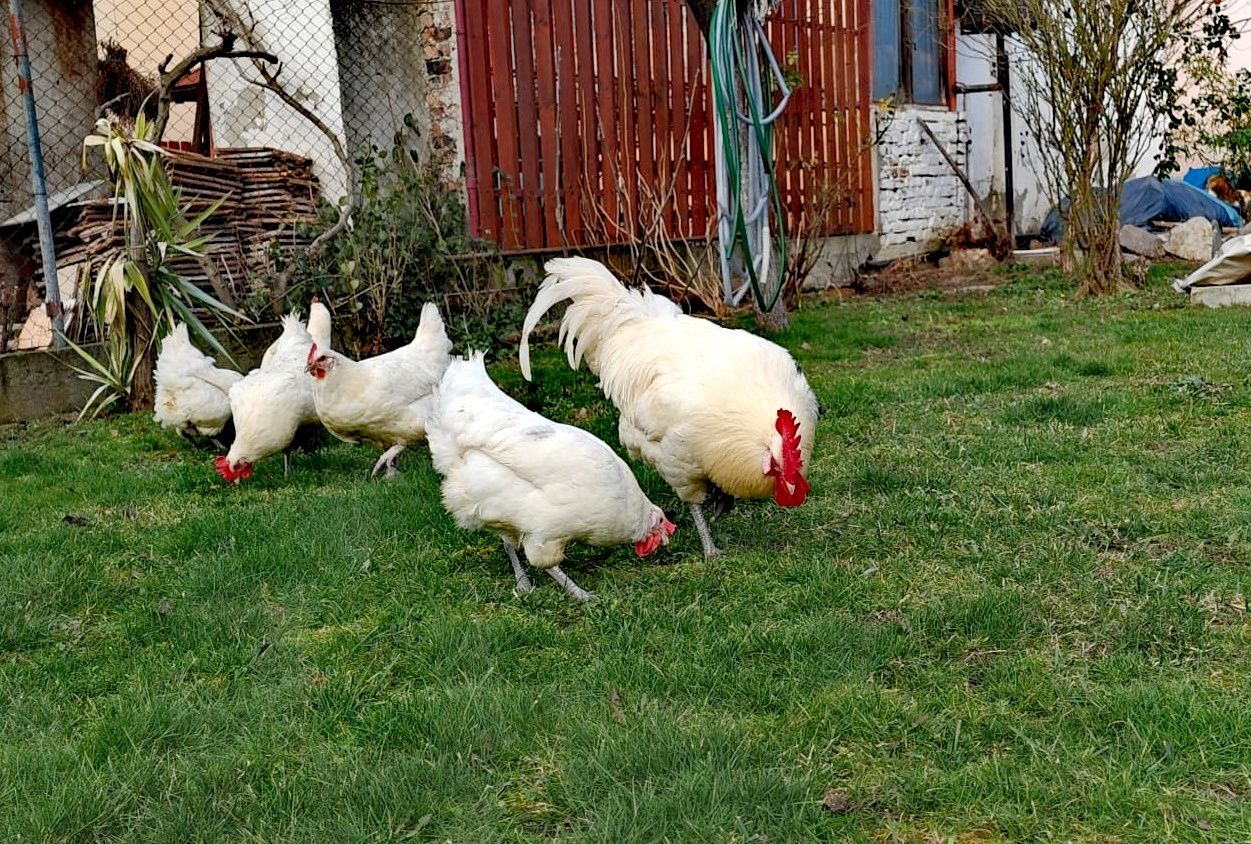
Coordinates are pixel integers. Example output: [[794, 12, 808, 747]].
[[1041, 176, 1243, 242], [1183, 166, 1221, 190]]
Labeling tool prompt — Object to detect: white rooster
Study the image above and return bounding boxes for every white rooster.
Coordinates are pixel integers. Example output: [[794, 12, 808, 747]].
[[153, 322, 242, 442], [520, 257, 817, 558], [214, 311, 321, 483], [304, 299, 452, 478], [426, 352, 675, 601]]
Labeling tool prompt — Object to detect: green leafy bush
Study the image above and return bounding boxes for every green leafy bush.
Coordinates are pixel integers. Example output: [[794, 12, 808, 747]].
[[294, 127, 512, 357]]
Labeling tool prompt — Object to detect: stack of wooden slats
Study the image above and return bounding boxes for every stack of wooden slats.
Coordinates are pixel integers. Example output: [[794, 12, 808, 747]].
[[163, 150, 250, 303], [218, 148, 321, 278], [56, 146, 324, 315]]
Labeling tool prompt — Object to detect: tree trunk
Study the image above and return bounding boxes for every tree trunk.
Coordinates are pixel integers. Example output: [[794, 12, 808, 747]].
[[125, 287, 157, 411], [754, 290, 790, 331], [1064, 187, 1123, 296]]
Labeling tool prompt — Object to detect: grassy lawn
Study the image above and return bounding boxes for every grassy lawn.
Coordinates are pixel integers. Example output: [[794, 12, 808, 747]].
[[5, 264, 1251, 841]]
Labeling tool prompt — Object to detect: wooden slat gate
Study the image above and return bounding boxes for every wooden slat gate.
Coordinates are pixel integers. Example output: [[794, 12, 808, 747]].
[[455, 0, 874, 253]]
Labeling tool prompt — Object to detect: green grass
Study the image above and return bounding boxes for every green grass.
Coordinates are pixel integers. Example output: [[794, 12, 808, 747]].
[[5, 262, 1251, 841]]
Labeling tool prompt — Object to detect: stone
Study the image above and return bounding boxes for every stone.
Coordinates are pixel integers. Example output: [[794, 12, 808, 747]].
[[15, 304, 52, 350], [1165, 217, 1220, 263], [1119, 224, 1164, 258], [946, 248, 996, 272], [16, 299, 77, 350]]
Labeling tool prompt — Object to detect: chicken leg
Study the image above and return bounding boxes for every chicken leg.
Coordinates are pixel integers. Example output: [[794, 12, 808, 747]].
[[546, 566, 593, 602], [370, 444, 406, 479], [502, 540, 533, 595], [689, 502, 722, 558]]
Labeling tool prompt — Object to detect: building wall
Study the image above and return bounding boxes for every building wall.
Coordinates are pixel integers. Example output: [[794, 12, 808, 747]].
[[422, 0, 465, 181], [93, 0, 199, 140], [874, 106, 970, 260], [203, 0, 350, 200], [0, 0, 100, 222], [330, 0, 463, 180]]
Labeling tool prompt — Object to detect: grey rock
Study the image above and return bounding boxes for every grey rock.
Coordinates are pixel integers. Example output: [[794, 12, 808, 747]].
[[1165, 217, 1220, 263], [1119, 224, 1164, 258]]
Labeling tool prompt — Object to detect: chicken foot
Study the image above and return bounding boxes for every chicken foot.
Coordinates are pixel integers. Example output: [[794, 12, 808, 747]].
[[546, 566, 593, 602], [689, 502, 722, 558], [370, 444, 406, 480], [502, 540, 534, 595]]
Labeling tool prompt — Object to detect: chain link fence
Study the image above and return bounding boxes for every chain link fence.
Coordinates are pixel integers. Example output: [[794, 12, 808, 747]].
[[0, 0, 461, 352]]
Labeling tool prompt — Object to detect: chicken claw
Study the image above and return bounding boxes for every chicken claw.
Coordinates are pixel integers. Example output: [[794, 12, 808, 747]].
[[503, 541, 534, 595], [370, 444, 407, 479], [689, 503, 722, 558], [546, 566, 592, 602]]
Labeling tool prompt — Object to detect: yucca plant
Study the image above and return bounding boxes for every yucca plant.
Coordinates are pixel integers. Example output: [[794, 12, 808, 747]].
[[65, 113, 244, 417]]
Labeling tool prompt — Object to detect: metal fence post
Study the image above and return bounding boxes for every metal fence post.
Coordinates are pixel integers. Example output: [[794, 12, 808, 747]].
[[8, 0, 64, 346]]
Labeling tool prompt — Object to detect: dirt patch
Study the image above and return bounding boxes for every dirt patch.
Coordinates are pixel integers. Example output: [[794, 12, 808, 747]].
[[854, 257, 1005, 297]]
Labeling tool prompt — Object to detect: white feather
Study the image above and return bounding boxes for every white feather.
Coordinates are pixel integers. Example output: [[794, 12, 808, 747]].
[[426, 353, 663, 569], [309, 302, 453, 448], [520, 257, 818, 504], [223, 312, 319, 469], [152, 322, 242, 437]]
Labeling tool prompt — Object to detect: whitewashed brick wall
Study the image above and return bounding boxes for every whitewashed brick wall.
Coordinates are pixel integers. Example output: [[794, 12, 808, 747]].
[[875, 107, 971, 259]]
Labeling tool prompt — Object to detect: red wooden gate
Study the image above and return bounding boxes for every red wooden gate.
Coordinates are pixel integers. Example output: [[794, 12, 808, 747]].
[[455, 0, 873, 253]]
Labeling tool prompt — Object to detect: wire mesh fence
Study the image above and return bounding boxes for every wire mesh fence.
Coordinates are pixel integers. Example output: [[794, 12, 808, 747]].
[[0, 0, 458, 353]]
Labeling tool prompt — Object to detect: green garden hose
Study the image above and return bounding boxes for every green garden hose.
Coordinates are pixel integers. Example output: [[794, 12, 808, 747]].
[[709, 0, 790, 311]]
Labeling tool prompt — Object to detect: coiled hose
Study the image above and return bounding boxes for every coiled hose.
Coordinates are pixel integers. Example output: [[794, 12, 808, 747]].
[[709, 0, 791, 310]]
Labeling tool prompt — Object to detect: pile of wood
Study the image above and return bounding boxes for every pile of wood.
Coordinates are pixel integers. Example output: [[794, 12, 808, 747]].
[[60, 146, 324, 313], [218, 148, 321, 278]]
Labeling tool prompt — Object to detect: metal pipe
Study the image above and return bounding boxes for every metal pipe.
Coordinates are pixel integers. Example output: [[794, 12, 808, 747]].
[[7, 0, 63, 345], [450, 0, 480, 239], [995, 32, 1015, 243]]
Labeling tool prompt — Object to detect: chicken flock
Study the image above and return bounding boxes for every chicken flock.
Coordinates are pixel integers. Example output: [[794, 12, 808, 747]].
[[154, 258, 817, 601]]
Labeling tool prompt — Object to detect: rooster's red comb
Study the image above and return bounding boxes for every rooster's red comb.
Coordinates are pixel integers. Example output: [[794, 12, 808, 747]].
[[776, 409, 803, 476]]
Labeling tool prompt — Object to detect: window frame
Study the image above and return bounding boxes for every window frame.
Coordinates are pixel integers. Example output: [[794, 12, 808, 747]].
[[872, 0, 954, 108]]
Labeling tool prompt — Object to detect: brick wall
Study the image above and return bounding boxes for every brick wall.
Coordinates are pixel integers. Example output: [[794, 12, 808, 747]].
[[874, 106, 970, 259]]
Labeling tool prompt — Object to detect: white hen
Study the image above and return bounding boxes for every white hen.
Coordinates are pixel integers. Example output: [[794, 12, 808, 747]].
[[426, 353, 675, 601], [305, 300, 452, 478], [153, 322, 242, 440], [215, 311, 320, 484], [520, 257, 818, 557]]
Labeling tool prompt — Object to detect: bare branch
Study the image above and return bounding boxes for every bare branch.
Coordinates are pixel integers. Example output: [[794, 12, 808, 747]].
[[976, 0, 1214, 293], [150, 31, 277, 141], [200, 0, 356, 309]]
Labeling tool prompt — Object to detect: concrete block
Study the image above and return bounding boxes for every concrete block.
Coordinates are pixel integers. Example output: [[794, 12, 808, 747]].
[[1190, 284, 1251, 308]]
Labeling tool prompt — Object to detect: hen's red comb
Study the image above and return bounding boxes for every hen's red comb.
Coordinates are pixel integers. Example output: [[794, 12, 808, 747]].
[[214, 456, 252, 484], [773, 408, 808, 507], [306, 343, 318, 366]]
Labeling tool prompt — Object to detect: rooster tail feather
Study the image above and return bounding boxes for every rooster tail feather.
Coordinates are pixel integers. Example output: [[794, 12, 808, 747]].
[[520, 257, 672, 382]]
